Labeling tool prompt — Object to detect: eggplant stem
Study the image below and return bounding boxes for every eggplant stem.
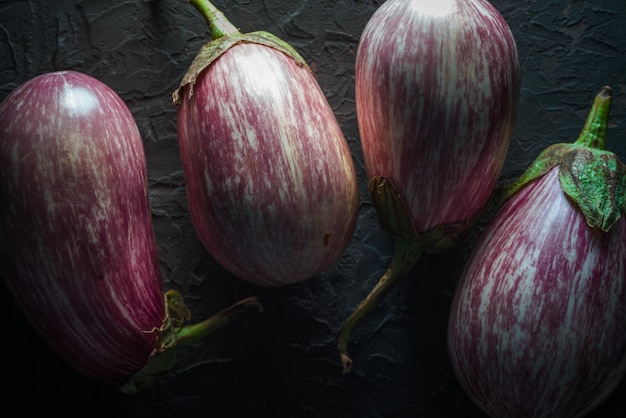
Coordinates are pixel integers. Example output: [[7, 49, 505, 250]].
[[496, 86, 613, 207], [337, 239, 422, 374], [174, 296, 263, 347], [574, 86, 611, 150], [187, 0, 240, 39], [121, 295, 262, 394]]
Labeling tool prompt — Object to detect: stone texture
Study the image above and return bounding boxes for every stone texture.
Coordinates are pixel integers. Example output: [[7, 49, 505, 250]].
[[1, 0, 625, 416]]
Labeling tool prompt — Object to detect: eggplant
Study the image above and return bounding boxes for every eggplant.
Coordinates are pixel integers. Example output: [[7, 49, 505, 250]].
[[447, 87, 626, 417], [0, 70, 262, 393], [338, 0, 520, 371], [172, 0, 359, 286]]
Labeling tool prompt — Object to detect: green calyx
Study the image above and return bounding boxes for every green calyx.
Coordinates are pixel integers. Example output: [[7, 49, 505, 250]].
[[337, 86, 624, 371], [119, 290, 263, 394], [498, 86, 626, 232], [118, 289, 190, 394], [172, 0, 309, 106], [560, 148, 626, 231], [368, 176, 473, 253], [337, 176, 476, 373]]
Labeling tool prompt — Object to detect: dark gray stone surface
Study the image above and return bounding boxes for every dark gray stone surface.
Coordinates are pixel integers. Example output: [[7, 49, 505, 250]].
[[1, 0, 625, 416]]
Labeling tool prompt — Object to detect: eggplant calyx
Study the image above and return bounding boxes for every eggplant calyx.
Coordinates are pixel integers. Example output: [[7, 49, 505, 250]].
[[496, 142, 571, 204], [368, 176, 471, 252], [369, 176, 417, 241], [560, 148, 626, 232], [173, 2, 310, 106], [172, 31, 309, 106], [498, 87, 613, 204], [118, 292, 263, 394], [118, 289, 191, 394], [496, 86, 625, 232]]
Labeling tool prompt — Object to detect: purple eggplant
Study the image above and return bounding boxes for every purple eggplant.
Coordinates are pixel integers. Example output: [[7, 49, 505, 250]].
[[0, 70, 262, 393], [447, 87, 626, 417], [172, 0, 359, 286], [338, 0, 520, 372]]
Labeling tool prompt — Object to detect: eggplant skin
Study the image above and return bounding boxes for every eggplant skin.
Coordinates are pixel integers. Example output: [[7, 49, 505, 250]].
[[356, 0, 520, 233], [0, 71, 165, 385], [447, 167, 626, 418], [176, 43, 359, 286]]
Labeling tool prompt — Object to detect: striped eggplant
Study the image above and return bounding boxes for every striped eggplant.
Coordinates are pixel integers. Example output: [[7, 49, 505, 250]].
[[338, 0, 520, 372], [172, 0, 359, 286], [447, 87, 626, 417], [0, 71, 262, 394]]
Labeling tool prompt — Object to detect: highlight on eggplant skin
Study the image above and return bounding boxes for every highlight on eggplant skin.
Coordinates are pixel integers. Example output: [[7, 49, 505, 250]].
[[355, 0, 521, 237], [173, 0, 360, 287], [447, 87, 626, 418], [338, 0, 521, 374], [0, 71, 166, 387]]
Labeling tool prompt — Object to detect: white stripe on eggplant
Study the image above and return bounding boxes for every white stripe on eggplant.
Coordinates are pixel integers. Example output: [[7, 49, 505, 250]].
[[0, 71, 165, 385], [356, 0, 519, 233], [177, 40, 358, 286], [448, 167, 626, 417]]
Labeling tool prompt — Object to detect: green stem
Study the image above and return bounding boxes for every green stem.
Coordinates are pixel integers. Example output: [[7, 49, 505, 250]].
[[574, 85, 611, 150], [174, 296, 263, 347], [120, 295, 262, 394], [496, 86, 613, 207], [337, 239, 422, 374], [187, 0, 240, 38]]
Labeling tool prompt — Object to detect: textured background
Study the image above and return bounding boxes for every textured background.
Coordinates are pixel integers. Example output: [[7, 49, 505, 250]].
[[1, 0, 626, 417]]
